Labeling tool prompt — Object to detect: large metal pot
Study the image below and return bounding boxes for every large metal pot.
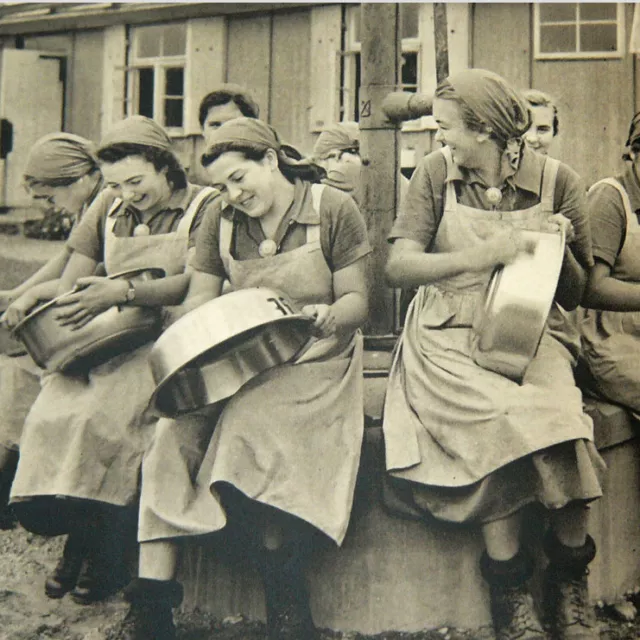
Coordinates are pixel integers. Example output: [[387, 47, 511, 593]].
[[148, 287, 314, 418], [13, 267, 166, 373], [471, 229, 565, 381]]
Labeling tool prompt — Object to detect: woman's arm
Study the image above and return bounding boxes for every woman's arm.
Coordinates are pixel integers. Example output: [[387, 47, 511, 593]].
[[182, 269, 224, 312], [582, 260, 640, 311], [554, 246, 587, 311]]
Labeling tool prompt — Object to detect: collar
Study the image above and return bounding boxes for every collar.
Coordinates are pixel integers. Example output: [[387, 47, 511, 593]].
[[620, 164, 640, 215], [220, 179, 320, 225], [444, 145, 544, 195], [109, 184, 192, 218]]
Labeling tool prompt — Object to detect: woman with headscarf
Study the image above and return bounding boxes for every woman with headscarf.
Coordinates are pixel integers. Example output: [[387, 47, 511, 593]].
[[8, 116, 217, 606], [0, 133, 102, 528], [383, 69, 604, 640], [114, 117, 370, 640], [579, 113, 640, 416]]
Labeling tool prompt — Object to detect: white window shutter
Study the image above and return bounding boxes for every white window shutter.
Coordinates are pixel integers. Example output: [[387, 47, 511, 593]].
[[101, 24, 126, 137], [309, 5, 342, 132], [185, 17, 226, 136]]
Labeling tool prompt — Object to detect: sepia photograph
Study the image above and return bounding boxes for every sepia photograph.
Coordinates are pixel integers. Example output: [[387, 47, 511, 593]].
[[0, 1, 636, 638]]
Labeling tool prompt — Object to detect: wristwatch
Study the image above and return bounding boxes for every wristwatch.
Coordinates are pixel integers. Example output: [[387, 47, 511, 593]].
[[124, 280, 136, 304]]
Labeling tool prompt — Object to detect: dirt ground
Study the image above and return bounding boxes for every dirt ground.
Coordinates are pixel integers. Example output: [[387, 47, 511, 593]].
[[1, 236, 640, 639]]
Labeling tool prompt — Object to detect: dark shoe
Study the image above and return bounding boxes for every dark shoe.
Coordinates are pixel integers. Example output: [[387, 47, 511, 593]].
[[114, 578, 182, 640], [44, 534, 85, 599], [70, 556, 130, 605], [543, 533, 598, 640], [480, 551, 547, 640]]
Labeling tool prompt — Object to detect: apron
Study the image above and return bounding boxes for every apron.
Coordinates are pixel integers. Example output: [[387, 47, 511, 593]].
[[580, 178, 640, 415], [11, 187, 213, 509], [382, 148, 603, 522], [139, 184, 364, 545]]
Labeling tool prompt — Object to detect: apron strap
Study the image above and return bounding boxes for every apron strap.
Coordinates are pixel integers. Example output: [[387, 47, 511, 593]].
[[440, 146, 457, 215], [540, 157, 560, 214], [176, 186, 216, 237], [307, 183, 325, 244], [219, 215, 233, 275], [104, 197, 124, 258], [590, 177, 634, 235]]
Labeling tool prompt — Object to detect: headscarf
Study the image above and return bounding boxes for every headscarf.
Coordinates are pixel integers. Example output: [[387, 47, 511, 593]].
[[23, 133, 98, 183], [98, 115, 172, 151], [312, 121, 360, 159], [444, 68, 531, 171]]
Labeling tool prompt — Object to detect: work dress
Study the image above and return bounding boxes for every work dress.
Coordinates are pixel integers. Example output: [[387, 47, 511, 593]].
[[383, 148, 605, 524], [0, 182, 104, 455], [139, 182, 369, 546], [10, 186, 213, 528], [580, 173, 640, 416]]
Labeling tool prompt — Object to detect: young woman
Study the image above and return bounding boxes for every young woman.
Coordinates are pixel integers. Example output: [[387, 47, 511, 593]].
[[0, 133, 102, 528], [523, 89, 559, 157], [117, 117, 370, 640], [8, 116, 217, 606], [383, 69, 604, 640], [580, 112, 640, 415]]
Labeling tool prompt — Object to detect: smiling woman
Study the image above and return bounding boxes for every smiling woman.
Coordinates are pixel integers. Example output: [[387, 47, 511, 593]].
[[8, 116, 219, 610]]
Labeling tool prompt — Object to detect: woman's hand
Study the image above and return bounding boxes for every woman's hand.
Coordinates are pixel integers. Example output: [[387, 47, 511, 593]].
[[0, 290, 16, 313], [0, 290, 40, 329], [472, 228, 537, 271], [301, 303, 337, 339], [543, 213, 575, 243], [54, 276, 127, 330]]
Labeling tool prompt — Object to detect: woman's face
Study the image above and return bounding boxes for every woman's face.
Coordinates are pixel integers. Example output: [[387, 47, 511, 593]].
[[524, 105, 556, 155], [433, 98, 485, 168], [205, 150, 278, 219], [28, 176, 91, 216], [202, 102, 245, 147], [102, 156, 172, 212]]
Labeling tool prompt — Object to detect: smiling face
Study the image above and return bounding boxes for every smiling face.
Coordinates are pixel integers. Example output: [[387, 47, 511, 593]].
[[433, 97, 487, 169], [28, 177, 91, 216], [205, 149, 278, 219], [101, 156, 172, 212], [524, 105, 556, 155], [202, 102, 246, 147]]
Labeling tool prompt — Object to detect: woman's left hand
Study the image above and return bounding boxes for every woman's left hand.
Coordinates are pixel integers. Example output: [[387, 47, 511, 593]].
[[544, 213, 575, 243], [54, 276, 127, 330], [301, 303, 337, 339]]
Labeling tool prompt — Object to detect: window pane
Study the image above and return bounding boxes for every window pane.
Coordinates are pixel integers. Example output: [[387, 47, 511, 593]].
[[165, 67, 184, 96], [580, 3, 617, 21], [137, 26, 162, 58], [137, 68, 154, 118], [580, 23, 617, 52], [162, 24, 186, 56], [401, 3, 419, 39], [164, 98, 183, 128], [540, 24, 576, 53], [539, 3, 576, 23], [401, 52, 418, 91]]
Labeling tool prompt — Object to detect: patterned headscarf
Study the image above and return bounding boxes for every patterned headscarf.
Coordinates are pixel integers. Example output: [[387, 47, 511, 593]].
[[23, 133, 98, 183], [312, 122, 360, 160], [98, 116, 172, 151]]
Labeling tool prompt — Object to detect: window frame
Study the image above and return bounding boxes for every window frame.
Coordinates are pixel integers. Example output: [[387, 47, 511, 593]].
[[125, 22, 188, 134], [533, 2, 625, 60]]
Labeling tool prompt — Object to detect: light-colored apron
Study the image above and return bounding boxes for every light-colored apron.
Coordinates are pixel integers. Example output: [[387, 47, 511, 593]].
[[383, 148, 595, 489], [11, 187, 212, 508], [580, 178, 640, 416], [140, 184, 364, 545]]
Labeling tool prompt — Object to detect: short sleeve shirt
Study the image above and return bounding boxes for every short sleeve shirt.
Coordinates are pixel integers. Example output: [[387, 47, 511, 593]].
[[389, 146, 593, 269], [587, 165, 640, 268], [67, 183, 219, 263], [191, 179, 371, 277]]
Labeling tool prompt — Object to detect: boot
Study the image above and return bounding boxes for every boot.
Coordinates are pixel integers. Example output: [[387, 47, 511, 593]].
[[260, 536, 319, 640], [0, 450, 18, 530], [116, 578, 183, 640], [543, 531, 598, 640], [44, 532, 88, 599], [71, 509, 133, 605], [480, 550, 548, 640]]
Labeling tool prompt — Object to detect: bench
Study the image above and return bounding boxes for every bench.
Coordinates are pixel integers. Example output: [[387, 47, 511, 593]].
[[178, 349, 640, 634]]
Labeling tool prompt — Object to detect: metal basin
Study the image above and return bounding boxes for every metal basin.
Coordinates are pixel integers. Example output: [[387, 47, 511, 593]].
[[471, 229, 565, 381], [13, 267, 165, 374], [148, 287, 314, 418]]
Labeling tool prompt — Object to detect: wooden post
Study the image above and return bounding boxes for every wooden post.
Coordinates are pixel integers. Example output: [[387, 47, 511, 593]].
[[358, 2, 401, 337]]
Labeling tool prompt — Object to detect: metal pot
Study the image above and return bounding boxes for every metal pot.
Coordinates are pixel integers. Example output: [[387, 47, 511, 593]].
[[13, 267, 166, 374], [471, 229, 565, 381], [148, 287, 314, 418]]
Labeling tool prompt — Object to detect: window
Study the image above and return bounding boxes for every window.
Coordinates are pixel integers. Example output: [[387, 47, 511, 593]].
[[534, 3, 624, 59], [339, 4, 420, 122], [125, 23, 187, 131]]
